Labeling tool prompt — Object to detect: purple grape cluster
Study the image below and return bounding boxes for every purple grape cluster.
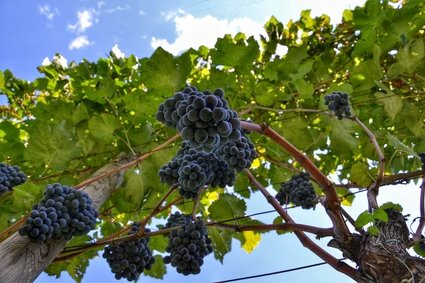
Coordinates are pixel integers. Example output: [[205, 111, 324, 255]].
[[0, 163, 27, 196], [275, 172, 316, 209], [103, 223, 156, 281], [163, 212, 213, 276], [18, 183, 98, 241]]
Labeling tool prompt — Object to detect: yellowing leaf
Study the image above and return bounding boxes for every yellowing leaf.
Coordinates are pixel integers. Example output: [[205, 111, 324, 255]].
[[240, 231, 261, 254], [251, 158, 261, 168]]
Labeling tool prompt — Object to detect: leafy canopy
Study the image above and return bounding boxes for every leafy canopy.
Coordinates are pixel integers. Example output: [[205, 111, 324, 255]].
[[0, 0, 425, 280]]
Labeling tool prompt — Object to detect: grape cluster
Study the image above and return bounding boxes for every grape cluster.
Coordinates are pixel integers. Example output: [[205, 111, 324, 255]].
[[159, 141, 238, 198], [177, 151, 216, 199], [0, 163, 27, 196], [163, 212, 194, 233], [210, 159, 237, 188], [419, 152, 425, 171], [275, 172, 316, 209], [103, 223, 156, 281], [156, 87, 243, 151], [163, 214, 213, 276], [157, 87, 258, 198], [18, 183, 98, 241], [215, 134, 257, 172], [158, 141, 196, 186], [324, 92, 351, 120]]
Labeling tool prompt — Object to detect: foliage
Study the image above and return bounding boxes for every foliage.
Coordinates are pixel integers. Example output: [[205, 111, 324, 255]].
[[0, 0, 425, 281]]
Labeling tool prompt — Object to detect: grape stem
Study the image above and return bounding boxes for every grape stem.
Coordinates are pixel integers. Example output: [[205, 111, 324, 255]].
[[243, 169, 361, 281], [137, 184, 179, 235], [192, 186, 206, 222]]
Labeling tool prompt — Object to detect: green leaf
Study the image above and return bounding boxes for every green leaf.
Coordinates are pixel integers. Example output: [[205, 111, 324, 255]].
[[327, 83, 353, 95], [88, 113, 121, 143], [386, 133, 417, 156], [209, 193, 247, 223], [24, 120, 81, 170], [72, 103, 90, 125], [273, 216, 292, 235], [414, 242, 425, 258], [367, 225, 380, 236], [349, 163, 375, 187], [352, 29, 376, 58], [254, 82, 278, 106], [380, 202, 403, 212], [140, 47, 192, 94], [210, 35, 260, 72], [355, 210, 371, 228], [121, 167, 149, 208], [372, 207, 388, 222], [374, 92, 402, 121], [12, 183, 43, 211], [294, 79, 314, 99], [144, 255, 166, 279], [208, 226, 233, 263], [148, 234, 168, 253]]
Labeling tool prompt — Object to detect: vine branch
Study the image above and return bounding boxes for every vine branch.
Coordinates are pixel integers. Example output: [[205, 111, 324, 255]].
[[243, 169, 361, 281]]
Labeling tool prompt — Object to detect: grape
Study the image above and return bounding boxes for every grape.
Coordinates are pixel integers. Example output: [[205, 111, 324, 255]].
[[324, 92, 352, 120], [103, 223, 155, 282], [0, 163, 27, 196], [215, 133, 258, 172], [275, 172, 316, 209], [19, 183, 98, 242], [210, 159, 237, 188], [163, 213, 213, 276], [157, 87, 243, 148]]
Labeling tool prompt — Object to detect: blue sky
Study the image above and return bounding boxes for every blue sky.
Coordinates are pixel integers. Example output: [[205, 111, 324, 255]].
[[4, 0, 419, 282]]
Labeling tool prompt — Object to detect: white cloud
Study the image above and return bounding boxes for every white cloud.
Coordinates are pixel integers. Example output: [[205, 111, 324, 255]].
[[111, 44, 125, 59], [139, 10, 145, 15], [41, 57, 51, 66], [104, 4, 130, 13], [97, 1, 105, 9], [53, 54, 68, 69], [39, 5, 59, 20], [161, 9, 185, 21], [67, 10, 93, 33], [151, 13, 265, 55], [69, 35, 92, 50]]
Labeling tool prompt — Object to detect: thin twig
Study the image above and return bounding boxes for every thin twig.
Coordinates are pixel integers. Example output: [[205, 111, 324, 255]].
[[138, 184, 179, 234], [74, 133, 181, 189], [353, 116, 386, 210], [192, 186, 206, 222]]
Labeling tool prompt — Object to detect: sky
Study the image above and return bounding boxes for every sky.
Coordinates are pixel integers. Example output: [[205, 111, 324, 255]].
[[2, 0, 419, 283]]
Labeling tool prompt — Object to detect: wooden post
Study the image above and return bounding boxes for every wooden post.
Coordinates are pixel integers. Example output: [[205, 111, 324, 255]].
[[0, 152, 134, 283]]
